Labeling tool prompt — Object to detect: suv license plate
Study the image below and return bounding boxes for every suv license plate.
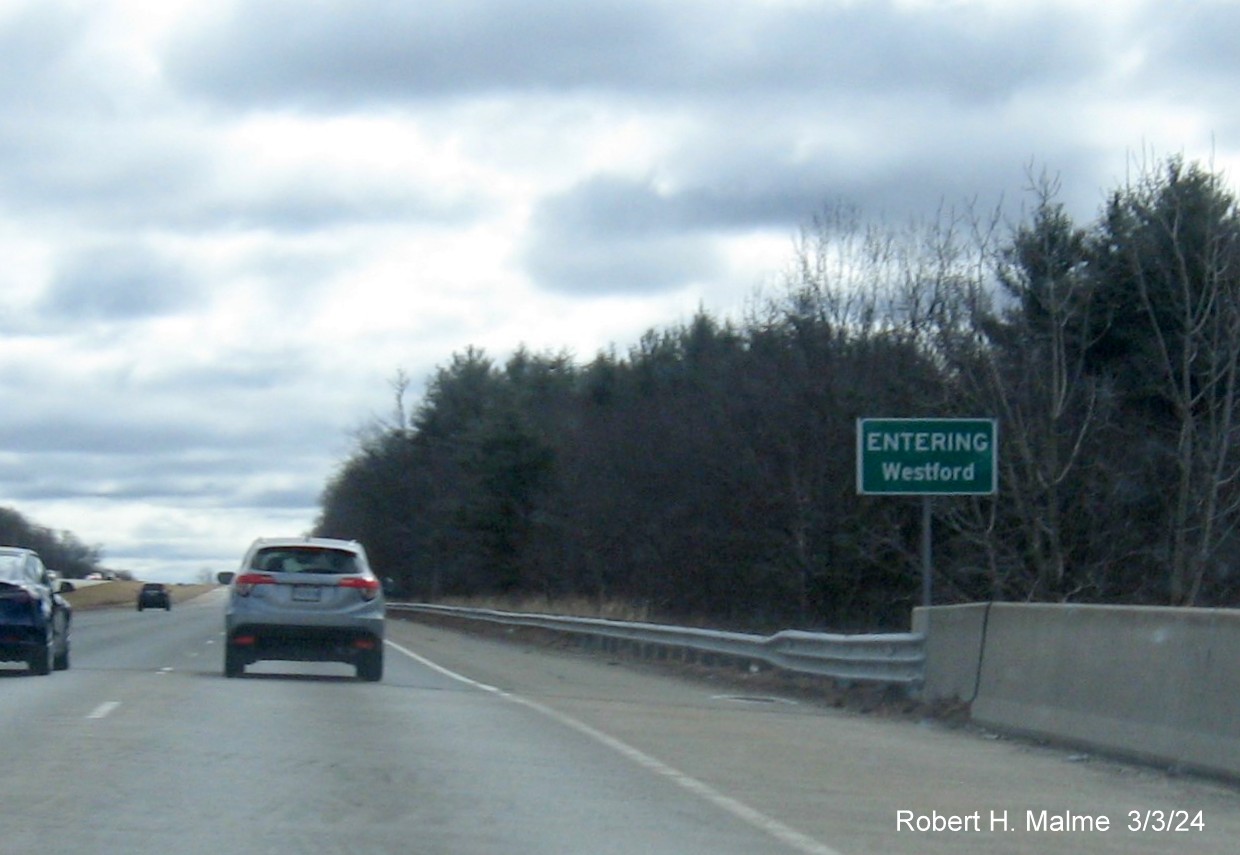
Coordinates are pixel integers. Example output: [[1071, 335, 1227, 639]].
[[292, 585, 322, 602]]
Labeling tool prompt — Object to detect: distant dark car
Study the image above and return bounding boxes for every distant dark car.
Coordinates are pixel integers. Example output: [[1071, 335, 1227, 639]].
[[0, 546, 72, 674], [137, 582, 171, 611]]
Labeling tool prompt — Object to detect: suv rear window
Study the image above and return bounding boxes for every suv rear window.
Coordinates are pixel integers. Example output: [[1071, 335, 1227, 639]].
[[251, 547, 359, 575]]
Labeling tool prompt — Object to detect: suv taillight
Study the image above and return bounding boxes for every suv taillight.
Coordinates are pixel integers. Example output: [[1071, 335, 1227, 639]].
[[339, 576, 381, 601], [235, 572, 276, 596]]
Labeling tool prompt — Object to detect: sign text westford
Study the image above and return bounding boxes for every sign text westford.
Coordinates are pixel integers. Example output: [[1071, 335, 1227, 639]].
[[857, 418, 997, 496]]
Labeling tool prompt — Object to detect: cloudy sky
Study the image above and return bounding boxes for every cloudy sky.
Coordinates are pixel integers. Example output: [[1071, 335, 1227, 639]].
[[1, 0, 1237, 582]]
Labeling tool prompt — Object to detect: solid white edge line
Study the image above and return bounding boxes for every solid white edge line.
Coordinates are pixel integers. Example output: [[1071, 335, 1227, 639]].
[[385, 639, 845, 855]]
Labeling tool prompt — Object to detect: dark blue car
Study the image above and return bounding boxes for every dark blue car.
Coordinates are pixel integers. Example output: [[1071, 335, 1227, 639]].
[[0, 547, 72, 675]]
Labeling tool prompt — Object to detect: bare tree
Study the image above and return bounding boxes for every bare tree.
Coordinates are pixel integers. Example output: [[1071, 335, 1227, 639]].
[[1101, 156, 1240, 603], [969, 174, 1104, 598]]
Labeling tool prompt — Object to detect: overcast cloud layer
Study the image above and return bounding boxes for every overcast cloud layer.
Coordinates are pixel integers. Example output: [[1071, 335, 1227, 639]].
[[1, 0, 1237, 581]]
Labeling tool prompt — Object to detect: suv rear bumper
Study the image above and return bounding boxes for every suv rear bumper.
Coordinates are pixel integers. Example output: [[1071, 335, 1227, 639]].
[[226, 622, 384, 665]]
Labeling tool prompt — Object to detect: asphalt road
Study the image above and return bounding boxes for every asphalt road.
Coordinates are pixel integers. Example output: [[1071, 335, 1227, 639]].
[[2, 590, 1237, 854]]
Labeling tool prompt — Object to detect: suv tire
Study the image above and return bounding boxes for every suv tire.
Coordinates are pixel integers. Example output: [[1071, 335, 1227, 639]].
[[30, 638, 52, 676], [224, 647, 245, 678], [357, 648, 383, 682]]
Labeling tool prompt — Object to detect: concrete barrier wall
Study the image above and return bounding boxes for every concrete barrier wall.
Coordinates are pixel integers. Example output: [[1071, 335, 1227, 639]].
[[913, 602, 1240, 780], [911, 603, 989, 703]]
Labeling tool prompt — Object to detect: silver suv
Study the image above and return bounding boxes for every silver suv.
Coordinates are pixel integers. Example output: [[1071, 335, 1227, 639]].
[[223, 537, 385, 681]]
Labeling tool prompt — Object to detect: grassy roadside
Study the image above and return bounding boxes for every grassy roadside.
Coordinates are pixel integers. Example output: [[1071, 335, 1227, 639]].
[[61, 581, 219, 610]]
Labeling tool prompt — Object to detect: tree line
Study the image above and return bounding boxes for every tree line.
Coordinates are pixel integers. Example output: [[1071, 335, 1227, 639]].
[[315, 155, 1240, 631], [0, 505, 103, 578]]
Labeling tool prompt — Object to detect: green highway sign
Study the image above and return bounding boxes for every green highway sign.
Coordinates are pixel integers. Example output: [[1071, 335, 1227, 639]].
[[857, 418, 997, 496]]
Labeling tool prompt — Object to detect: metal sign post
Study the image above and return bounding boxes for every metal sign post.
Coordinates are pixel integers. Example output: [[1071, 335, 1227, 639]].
[[922, 495, 933, 609], [857, 418, 998, 607]]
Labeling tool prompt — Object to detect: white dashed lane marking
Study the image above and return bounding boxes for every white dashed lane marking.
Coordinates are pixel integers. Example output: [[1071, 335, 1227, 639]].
[[86, 701, 121, 720]]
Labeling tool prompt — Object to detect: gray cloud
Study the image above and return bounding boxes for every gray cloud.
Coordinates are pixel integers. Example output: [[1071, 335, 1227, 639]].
[[0, 121, 209, 229], [0, 118, 473, 236], [522, 175, 730, 295], [0, 6, 209, 230], [532, 171, 827, 236], [1146, 2, 1240, 81], [517, 140, 1088, 298], [525, 230, 720, 296], [164, 1, 683, 107], [40, 244, 202, 321], [163, 0, 1103, 109], [0, 414, 334, 514], [0, 3, 90, 113], [192, 180, 484, 235]]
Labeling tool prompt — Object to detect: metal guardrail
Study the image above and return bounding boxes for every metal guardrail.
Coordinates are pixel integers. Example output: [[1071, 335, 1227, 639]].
[[386, 603, 925, 685]]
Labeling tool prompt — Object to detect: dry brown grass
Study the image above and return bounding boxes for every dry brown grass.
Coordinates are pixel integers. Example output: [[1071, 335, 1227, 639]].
[[61, 581, 218, 610]]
